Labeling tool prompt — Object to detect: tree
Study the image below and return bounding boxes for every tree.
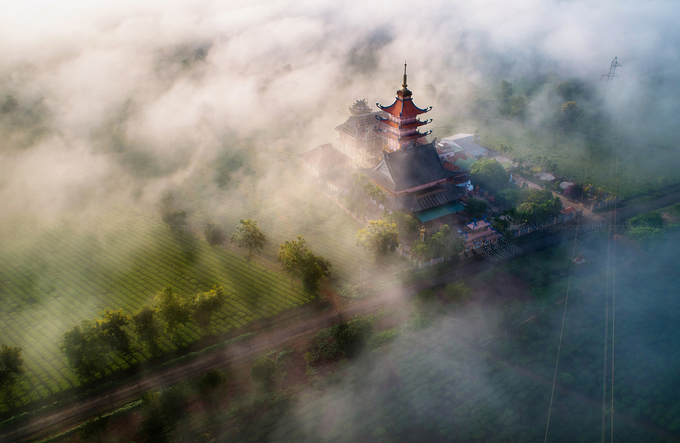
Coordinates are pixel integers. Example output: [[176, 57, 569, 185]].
[[204, 223, 226, 247], [277, 236, 332, 295], [356, 220, 399, 261], [498, 80, 513, 116], [191, 286, 226, 335], [155, 286, 191, 335], [564, 183, 584, 200], [384, 210, 418, 234], [61, 320, 108, 381], [412, 225, 464, 261], [492, 217, 512, 239], [251, 357, 277, 390], [496, 189, 520, 208], [466, 198, 488, 218], [514, 189, 562, 225], [0, 345, 23, 402], [132, 306, 161, 353], [556, 78, 585, 101], [557, 101, 583, 128], [230, 219, 267, 262], [628, 211, 663, 228], [99, 309, 132, 356], [510, 96, 528, 120], [429, 225, 464, 259], [444, 282, 473, 303], [363, 183, 386, 203], [162, 210, 187, 232], [469, 158, 509, 192], [333, 318, 373, 359]]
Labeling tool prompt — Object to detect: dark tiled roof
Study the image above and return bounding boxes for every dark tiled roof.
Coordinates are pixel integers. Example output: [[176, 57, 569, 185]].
[[299, 144, 350, 171], [361, 142, 457, 193], [393, 183, 466, 212]]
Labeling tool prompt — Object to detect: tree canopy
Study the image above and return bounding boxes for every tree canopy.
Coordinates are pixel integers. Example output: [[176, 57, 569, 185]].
[[384, 210, 418, 234], [230, 219, 267, 262], [155, 286, 191, 334], [411, 225, 464, 261], [251, 357, 277, 390], [469, 158, 509, 192], [99, 309, 132, 355], [191, 285, 226, 334], [277, 236, 332, 295], [557, 101, 583, 128], [61, 320, 109, 380], [132, 305, 161, 353], [556, 78, 586, 101], [204, 223, 227, 247], [356, 220, 400, 262], [514, 189, 563, 225], [465, 198, 488, 218], [0, 345, 23, 400]]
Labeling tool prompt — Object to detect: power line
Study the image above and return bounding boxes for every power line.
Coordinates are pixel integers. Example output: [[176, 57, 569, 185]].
[[544, 57, 621, 442], [600, 57, 622, 443]]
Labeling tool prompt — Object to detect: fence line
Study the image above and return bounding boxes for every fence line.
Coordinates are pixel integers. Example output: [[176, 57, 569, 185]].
[[512, 209, 582, 237]]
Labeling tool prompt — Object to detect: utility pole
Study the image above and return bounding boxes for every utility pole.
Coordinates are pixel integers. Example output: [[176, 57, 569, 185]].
[[601, 57, 622, 93]]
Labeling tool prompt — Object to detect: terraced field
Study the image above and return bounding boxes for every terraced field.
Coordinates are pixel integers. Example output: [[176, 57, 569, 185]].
[[0, 150, 404, 411], [0, 206, 319, 410]]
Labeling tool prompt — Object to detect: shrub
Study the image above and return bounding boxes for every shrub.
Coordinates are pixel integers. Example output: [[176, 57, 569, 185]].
[[445, 283, 473, 303], [198, 370, 226, 394], [251, 357, 277, 390]]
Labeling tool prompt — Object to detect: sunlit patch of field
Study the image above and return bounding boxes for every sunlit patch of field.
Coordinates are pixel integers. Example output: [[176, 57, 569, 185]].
[[0, 206, 314, 410]]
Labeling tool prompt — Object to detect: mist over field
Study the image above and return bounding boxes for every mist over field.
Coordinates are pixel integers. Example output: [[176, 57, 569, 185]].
[[1, 0, 680, 441], [1, 0, 679, 219]]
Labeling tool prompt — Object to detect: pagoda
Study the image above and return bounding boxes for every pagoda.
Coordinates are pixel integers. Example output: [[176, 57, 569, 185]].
[[376, 63, 433, 152]]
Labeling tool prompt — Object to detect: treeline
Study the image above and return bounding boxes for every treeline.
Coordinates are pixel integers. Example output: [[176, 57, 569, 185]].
[[61, 285, 226, 381], [56, 218, 332, 383], [497, 77, 595, 131]]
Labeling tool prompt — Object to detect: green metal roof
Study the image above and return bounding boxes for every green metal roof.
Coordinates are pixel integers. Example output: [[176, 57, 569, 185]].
[[414, 202, 465, 223]]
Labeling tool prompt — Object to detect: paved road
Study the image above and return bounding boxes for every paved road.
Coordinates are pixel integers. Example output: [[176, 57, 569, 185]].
[[2, 191, 680, 443]]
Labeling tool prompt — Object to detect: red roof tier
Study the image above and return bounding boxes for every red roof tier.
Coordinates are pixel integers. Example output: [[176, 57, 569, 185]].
[[377, 97, 431, 117], [379, 118, 431, 129]]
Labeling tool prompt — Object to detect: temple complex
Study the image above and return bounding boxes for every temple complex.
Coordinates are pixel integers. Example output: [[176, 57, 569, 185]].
[[302, 64, 469, 225]]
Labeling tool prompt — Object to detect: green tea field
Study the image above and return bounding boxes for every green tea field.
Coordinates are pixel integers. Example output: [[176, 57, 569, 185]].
[[0, 207, 315, 410]]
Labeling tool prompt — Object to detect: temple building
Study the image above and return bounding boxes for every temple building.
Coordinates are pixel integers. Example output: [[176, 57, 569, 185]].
[[357, 65, 468, 224], [462, 218, 500, 253], [335, 99, 386, 168], [360, 143, 466, 223]]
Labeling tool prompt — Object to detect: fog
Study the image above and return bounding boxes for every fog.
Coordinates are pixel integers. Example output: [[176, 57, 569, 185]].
[[1, 0, 679, 219], [1, 0, 680, 440]]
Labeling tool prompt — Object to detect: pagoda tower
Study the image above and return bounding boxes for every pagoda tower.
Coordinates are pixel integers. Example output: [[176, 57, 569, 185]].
[[376, 63, 432, 152]]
